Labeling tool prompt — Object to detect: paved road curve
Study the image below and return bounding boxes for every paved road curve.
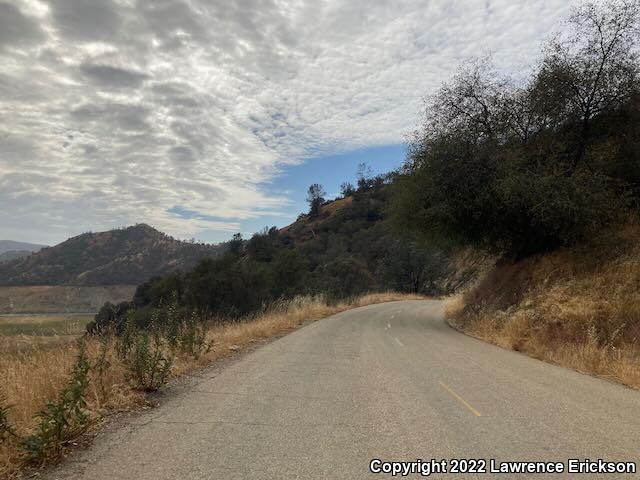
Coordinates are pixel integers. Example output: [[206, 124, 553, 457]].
[[45, 300, 640, 479]]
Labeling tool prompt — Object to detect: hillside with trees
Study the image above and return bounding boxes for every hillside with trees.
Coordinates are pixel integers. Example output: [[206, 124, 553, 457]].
[[0, 224, 223, 286], [90, 176, 479, 331], [0, 240, 47, 264], [0, 251, 33, 264], [394, 0, 640, 387]]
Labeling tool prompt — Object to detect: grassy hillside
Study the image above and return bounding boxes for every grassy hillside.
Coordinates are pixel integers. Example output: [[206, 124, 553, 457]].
[[276, 185, 444, 297], [447, 220, 640, 389], [0, 224, 223, 287]]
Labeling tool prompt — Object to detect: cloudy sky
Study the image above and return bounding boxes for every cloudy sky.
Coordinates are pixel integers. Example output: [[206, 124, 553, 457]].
[[0, 0, 571, 245]]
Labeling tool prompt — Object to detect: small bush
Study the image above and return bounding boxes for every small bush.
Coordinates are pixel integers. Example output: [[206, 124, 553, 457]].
[[125, 326, 172, 392], [116, 312, 137, 359], [162, 297, 181, 350], [22, 340, 90, 462], [93, 335, 112, 401], [175, 312, 212, 359]]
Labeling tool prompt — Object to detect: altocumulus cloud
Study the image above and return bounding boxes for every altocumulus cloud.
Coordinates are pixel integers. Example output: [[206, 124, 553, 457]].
[[0, 0, 571, 244]]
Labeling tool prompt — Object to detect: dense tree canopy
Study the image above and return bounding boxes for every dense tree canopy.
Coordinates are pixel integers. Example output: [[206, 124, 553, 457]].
[[392, 0, 640, 256]]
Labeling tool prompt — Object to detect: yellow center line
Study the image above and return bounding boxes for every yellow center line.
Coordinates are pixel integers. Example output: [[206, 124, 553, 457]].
[[438, 381, 482, 417], [394, 337, 404, 347]]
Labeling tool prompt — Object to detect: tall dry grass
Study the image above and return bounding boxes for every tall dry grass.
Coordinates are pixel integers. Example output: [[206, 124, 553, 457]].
[[0, 292, 421, 477], [447, 221, 640, 389]]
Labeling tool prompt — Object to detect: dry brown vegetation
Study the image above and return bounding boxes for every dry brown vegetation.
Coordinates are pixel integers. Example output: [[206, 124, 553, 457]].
[[279, 196, 354, 245], [0, 292, 421, 477], [447, 221, 640, 390]]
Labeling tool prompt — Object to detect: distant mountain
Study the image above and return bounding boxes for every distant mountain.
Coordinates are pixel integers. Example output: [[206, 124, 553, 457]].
[[0, 224, 224, 286], [0, 240, 47, 255]]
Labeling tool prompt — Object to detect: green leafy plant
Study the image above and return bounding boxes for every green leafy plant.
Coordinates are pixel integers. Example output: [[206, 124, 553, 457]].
[[93, 334, 112, 401], [116, 311, 137, 359], [148, 297, 211, 359], [23, 340, 90, 462], [175, 312, 212, 359], [126, 325, 172, 392], [163, 296, 181, 350]]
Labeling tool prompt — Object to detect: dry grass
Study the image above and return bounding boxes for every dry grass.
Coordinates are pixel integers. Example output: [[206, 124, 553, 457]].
[[0, 314, 92, 338], [0, 292, 421, 477], [447, 221, 640, 390]]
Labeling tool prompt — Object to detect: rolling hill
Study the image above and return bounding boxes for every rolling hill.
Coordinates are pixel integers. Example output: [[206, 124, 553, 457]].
[[0, 240, 46, 256], [0, 240, 47, 263], [0, 224, 223, 286], [0, 240, 47, 254]]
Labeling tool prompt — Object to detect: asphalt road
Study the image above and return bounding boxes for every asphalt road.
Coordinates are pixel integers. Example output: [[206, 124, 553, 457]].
[[45, 300, 640, 479]]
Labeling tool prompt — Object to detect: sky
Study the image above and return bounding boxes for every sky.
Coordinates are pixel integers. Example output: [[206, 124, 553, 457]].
[[0, 0, 572, 245]]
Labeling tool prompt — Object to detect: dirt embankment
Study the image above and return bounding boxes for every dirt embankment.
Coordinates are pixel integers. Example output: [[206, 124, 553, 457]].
[[447, 222, 640, 389]]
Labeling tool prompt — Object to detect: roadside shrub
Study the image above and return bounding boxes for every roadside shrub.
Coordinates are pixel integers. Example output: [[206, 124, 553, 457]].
[[22, 341, 90, 462], [161, 297, 181, 350], [93, 335, 112, 401], [116, 312, 138, 359], [174, 312, 212, 359], [125, 326, 172, 392], [88, 301, 134, 334]]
